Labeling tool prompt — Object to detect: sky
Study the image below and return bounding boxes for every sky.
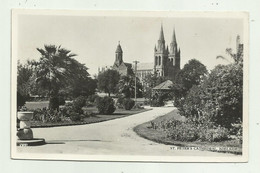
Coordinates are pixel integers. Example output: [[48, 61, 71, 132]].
[[16, 13, 244, 76]]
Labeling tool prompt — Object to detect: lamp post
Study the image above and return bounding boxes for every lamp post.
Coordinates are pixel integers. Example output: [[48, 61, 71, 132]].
[[133, 60, 139, 103]]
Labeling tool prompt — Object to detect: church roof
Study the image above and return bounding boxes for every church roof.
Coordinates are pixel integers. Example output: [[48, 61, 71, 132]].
[[153, 80, 173, 90], [135, 62, 154, 71], [115, 43, 123, 53], [124, 62, 132, 68]]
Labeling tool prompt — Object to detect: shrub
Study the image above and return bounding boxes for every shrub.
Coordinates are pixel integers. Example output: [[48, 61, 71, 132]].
[[17, 92, 26, 109], [174, 63, 243, 129], [96, 96, 116, 115], [116, 95, 125, 108], [49, 96, 60, 110], [58, 96, 66, 106], [123, 98, 135, 110], [69, 112, 81, 121], [73, 96, 86, 109], [151, 118, 230, 142], [87, 94, 99, 103], [32, 108, 62, 123], [150, 96, 165, 107]]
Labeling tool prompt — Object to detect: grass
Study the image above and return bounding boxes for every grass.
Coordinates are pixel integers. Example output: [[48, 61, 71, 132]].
[[25, 101, 49, 110], [30, 106, 150, 128], [134, 109, 242, 155]]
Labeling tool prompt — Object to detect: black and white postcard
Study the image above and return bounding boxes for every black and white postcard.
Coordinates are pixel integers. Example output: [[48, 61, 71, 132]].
[[11, 10, 249, 162]]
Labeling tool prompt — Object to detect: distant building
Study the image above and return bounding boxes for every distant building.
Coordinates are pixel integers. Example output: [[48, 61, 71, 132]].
[[98, 65, 111, 74], [112, 42, 132, 76], [133, 62, 154, 82], [99, 25, 181, 81], [134, 25, 181, 82], [154, 25, 181, 80]]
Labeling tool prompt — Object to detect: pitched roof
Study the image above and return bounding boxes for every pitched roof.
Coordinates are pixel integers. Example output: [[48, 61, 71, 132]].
[[124, 62, 132, 68], [153, 80, 173, 90], [134, 62, 154, 71], [115, 43, 123, 53]]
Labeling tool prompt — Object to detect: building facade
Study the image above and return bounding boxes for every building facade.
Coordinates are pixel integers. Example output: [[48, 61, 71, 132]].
[[136, 25, 181, 82], [112, 42, 132, 76], [154, 25, 181, 80]]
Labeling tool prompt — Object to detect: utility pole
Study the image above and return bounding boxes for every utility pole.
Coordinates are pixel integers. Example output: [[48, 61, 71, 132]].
[[133, 60, 139, 104]]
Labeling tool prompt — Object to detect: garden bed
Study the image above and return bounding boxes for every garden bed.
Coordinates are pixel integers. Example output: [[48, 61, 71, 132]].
[[133, 109, 242, 155], [31, 107, 150, 128]]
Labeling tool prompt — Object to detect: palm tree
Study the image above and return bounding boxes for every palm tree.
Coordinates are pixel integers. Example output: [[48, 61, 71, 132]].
[[216, 35, 243, 65], [34, 45, 77, 109]]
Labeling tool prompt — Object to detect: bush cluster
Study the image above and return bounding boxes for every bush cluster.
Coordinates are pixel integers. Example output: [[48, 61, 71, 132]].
[[123, 98, 135, 110], [177, 64, 243, 128], [87, 94, 100, 103], [32, 108, 64, 123], [150, 95, 165, 107], [96, 96, 116, 114], [150, 118, 230, 142], [17, 92, 26, 109], [116, 96, 136, 110], [49, 95, 66, 110]]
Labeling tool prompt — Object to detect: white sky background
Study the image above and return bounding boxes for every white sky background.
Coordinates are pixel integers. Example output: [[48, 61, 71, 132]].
[[17, 14, 244, 76]]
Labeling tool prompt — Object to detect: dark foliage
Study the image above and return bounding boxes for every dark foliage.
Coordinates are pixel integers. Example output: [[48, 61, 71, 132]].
[[123, 98, 135, 110], [97, 69, 120, 97], [150, 118, 230, 142], [17, 92, 26, 109], [96, 96, 116, 115], [73, 96, 86, 111], [87, 94, 100, 103]]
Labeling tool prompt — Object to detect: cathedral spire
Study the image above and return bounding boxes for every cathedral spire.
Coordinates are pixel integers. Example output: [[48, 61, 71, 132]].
[[170, 27, 178, 55], [172, 27, 177, 44], [159, 24, 165, 41]]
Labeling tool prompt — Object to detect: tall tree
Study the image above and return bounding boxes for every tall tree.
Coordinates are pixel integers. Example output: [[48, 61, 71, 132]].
[[216, 35, 243, 65], [142, 72, 166, 100], [175, 59, 207, 93], [33, 45, 77, 109], [17, 60, 33, 99], [97, 69, 120, 97], [117, 75, 143, 98]]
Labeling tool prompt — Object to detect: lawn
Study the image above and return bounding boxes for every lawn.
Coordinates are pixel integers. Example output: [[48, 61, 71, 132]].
[[27, 101, 151, 128], [25, 101, 49, 110], [134, 109, 242, 155]]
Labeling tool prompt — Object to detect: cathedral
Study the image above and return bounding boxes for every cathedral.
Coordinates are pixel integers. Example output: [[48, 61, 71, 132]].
[[100, 25, 181, 82], [135, 25, 181, 82], [112, 42, 132, 76], [154, 25, 181, 80]]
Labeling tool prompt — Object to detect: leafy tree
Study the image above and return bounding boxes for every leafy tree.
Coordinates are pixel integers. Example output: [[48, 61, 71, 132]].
[[172, 59, 207, 107], [175, 59, 208, 92], [142, 72, 166, 100], [203, 64, 243, 127], [97, 69, 120, 97], [62, 58, 97, 98], [17, 60, 33, 99], [117, 75, 143, 98]]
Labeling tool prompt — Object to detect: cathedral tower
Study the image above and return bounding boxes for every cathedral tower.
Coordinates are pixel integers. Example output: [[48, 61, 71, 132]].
[[114, 41, 123, 66], [169, 28, 180, 71], [154, 25, 168, 76], [153, 25, 181, 80]]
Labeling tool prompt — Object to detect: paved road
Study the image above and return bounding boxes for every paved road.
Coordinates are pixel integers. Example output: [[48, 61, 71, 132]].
[[17, 106, 238, 158]]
